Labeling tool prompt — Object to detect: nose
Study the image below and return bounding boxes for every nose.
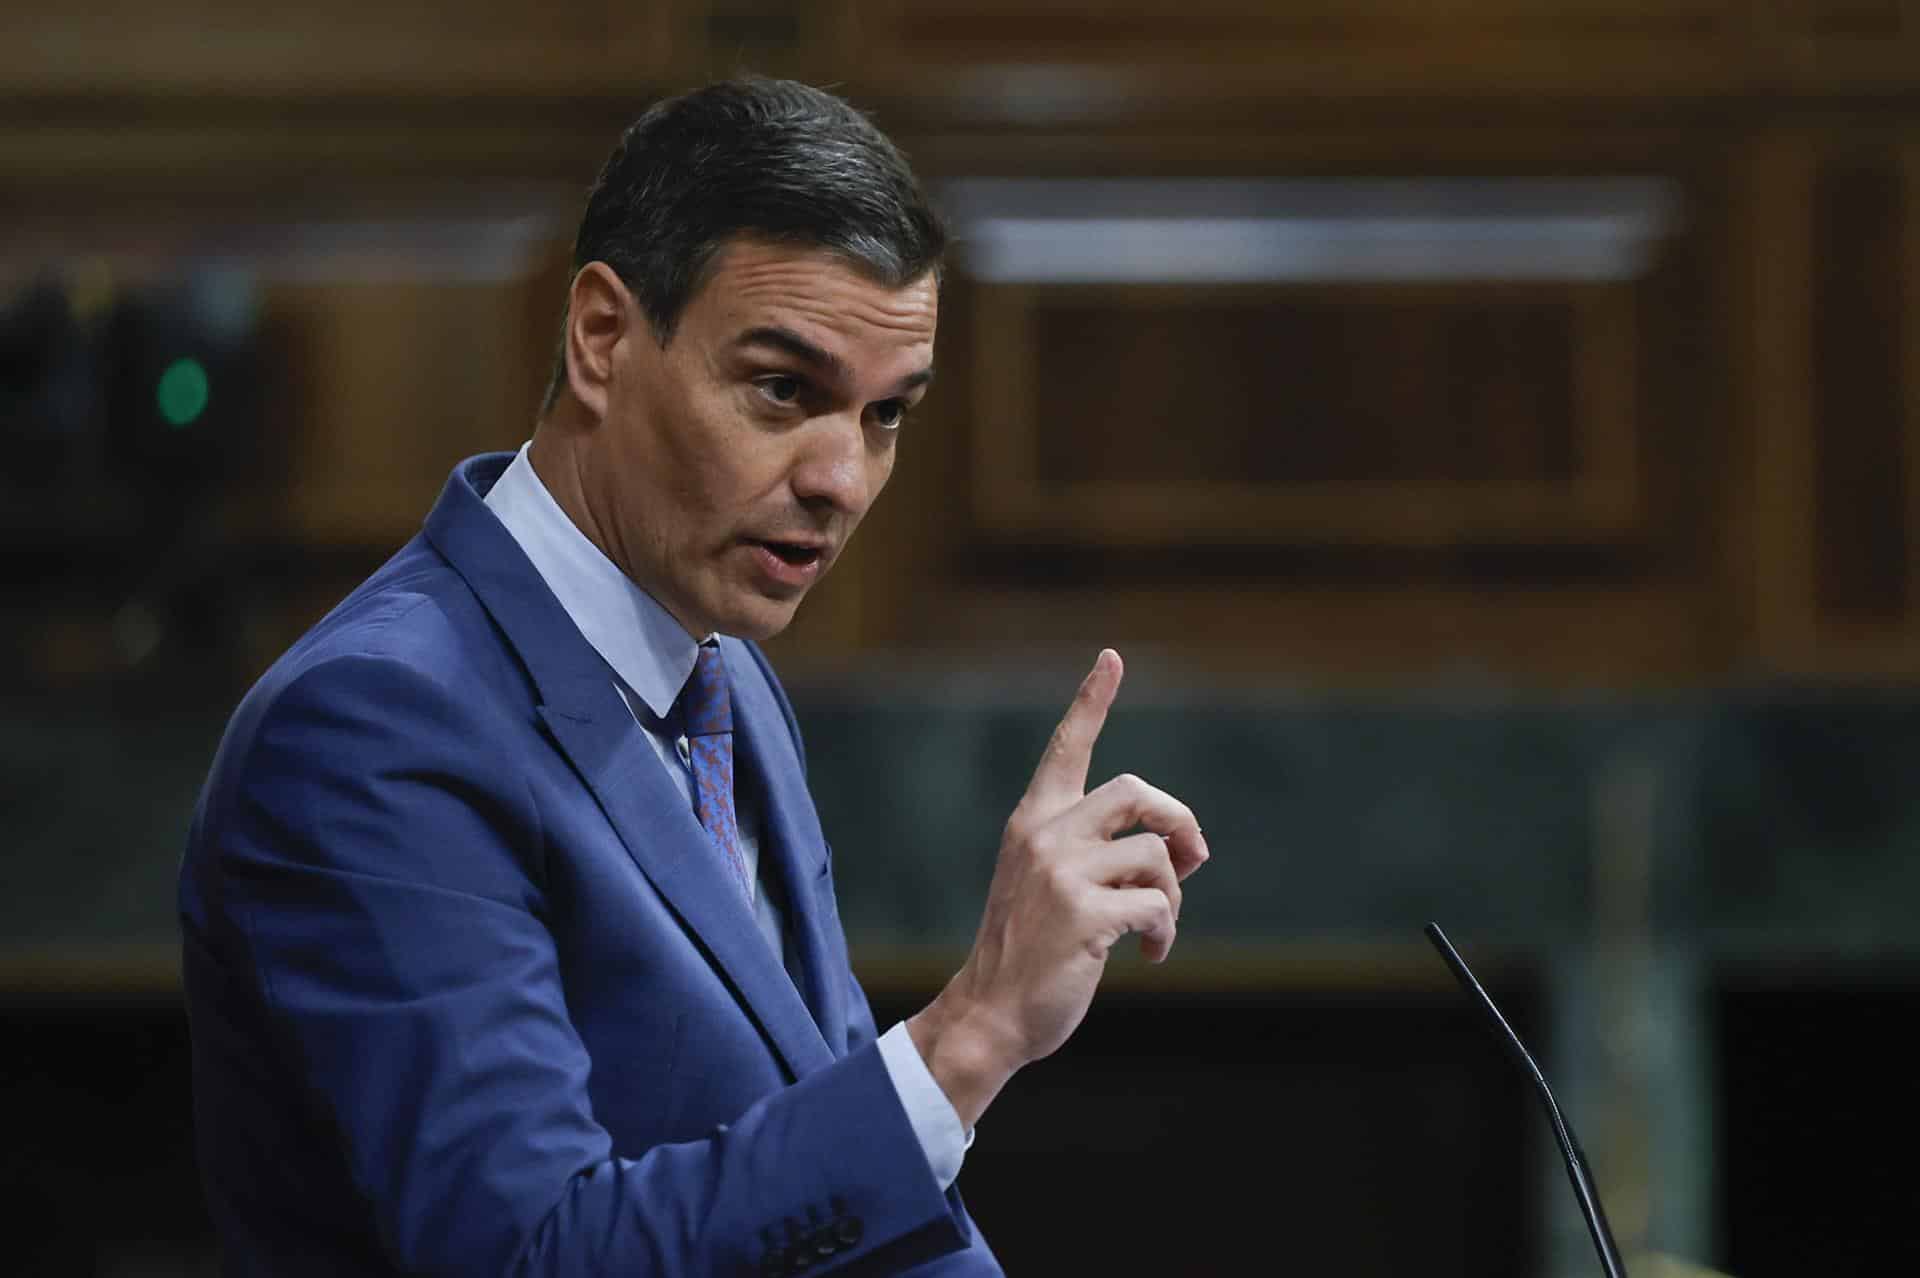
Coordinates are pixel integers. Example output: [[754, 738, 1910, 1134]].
[[789, 412, 878, 517]]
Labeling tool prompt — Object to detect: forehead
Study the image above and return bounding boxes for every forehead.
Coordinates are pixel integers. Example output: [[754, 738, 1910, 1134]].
[[686, 238, 938, 356]]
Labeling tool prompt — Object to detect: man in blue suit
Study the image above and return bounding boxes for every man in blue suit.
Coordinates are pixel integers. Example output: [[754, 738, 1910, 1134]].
[[180, 77, 1209, 1276]]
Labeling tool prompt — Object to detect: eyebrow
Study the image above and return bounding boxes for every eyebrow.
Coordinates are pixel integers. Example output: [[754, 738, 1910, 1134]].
[[735, 325, 934, 395]]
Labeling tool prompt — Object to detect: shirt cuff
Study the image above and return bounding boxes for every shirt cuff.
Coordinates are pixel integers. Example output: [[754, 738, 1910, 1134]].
[[876, 1020, 971, 1191]]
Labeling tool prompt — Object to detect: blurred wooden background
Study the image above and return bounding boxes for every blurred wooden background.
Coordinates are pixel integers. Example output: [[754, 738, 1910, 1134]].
[[3, 0, 1917, 691]]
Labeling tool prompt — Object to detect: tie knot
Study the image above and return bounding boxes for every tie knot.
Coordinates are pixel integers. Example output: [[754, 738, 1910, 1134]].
[[680, 643, 733, 738]]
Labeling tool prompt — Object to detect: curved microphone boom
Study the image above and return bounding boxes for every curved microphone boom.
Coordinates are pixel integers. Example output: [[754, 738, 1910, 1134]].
[[1424, 922, 1629, 1278]]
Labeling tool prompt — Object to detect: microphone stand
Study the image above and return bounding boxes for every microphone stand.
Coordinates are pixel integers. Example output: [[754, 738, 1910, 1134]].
[[1425, 922, 1629, 1278]]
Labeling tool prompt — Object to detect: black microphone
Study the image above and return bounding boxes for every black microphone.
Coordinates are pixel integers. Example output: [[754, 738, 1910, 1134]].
[[1424, 921, 1629, 1278]]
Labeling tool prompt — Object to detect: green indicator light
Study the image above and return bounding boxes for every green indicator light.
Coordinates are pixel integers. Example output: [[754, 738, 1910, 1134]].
[[156, 357, 210, 429]]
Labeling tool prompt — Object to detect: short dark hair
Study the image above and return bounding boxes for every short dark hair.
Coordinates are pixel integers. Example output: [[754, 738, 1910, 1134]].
[[541, 76, 947, 413]]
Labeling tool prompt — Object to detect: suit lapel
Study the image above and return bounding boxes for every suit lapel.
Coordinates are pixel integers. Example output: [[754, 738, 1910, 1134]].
[[725, 638, 847, 1051], [424, 455, 833, 1082], [537, 687, 833, 1081]]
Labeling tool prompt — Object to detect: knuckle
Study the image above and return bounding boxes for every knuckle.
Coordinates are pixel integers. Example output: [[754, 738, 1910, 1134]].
[[1006, 801, 1052, 845]]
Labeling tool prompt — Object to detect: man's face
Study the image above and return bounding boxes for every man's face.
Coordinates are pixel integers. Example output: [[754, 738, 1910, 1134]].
[[583, 239, 937, 640]]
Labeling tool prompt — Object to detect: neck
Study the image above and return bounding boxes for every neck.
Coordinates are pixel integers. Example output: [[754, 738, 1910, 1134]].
[[525, 422, 596, 549], [527, 414, 710, 644]]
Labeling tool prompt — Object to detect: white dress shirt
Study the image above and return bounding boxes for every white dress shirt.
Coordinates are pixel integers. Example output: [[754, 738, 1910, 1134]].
[[483, 443, 967, 1192]]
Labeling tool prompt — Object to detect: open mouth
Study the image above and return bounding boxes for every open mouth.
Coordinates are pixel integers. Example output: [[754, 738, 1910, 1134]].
[[758, 540, 822, 567]]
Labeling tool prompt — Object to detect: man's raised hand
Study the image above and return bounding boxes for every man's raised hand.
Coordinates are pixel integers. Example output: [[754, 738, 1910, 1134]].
[[907, 649, 1210, 1128]]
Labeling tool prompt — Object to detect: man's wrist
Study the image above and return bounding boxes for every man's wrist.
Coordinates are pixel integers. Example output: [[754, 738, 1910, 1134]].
[[905, 994, 1019, 1130]]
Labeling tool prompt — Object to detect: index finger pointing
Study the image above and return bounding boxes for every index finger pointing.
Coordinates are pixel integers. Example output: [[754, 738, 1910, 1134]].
[[1025, 648, 1123, 807]]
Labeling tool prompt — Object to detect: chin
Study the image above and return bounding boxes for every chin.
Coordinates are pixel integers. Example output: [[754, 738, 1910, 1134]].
[[717, 597, 803, 643]]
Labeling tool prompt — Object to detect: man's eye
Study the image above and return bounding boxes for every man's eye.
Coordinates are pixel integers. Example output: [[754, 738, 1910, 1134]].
[[871, 400, 906, 430], [758, 376, 803, 406]]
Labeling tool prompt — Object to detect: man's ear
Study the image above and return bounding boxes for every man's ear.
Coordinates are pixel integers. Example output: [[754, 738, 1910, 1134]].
[[563, 262, 634, 422]]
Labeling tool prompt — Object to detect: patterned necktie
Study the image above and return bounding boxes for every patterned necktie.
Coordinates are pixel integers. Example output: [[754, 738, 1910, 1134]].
[[679, 643, 754, 901]]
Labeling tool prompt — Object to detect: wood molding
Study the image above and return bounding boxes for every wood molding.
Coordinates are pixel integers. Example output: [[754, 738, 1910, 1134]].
[[969, 280, 1645, 548], [903, 583, 1714, 684], [0, 1, 682, 99], [1739, 132, 1820, 671]]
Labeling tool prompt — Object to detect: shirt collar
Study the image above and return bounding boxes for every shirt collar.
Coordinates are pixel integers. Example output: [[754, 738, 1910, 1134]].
[[482, 442, 710, 720]]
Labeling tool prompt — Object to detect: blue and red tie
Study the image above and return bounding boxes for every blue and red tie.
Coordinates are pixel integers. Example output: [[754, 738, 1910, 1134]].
[[680, 643, 754, 901]]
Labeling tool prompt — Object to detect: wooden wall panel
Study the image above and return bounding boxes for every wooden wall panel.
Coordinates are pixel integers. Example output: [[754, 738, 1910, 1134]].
[[0, 2, 1913, 130], [868, 0, 1739, 48], [0, 0, 680, 98], [3, 0, 1919, 685], [1804, 139, 1920, 668], [970, 281, 1639, 547], [264, 277, 550, 546], [1811, 155, 1910, 624], [852, 0, 1756, 101], [1735, 133, 1920, 677], [1776, 0, 1920, 90]]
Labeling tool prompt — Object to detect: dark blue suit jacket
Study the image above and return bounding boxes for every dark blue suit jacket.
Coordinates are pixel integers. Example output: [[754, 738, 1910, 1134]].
[[179, 454, 1001, 1276]]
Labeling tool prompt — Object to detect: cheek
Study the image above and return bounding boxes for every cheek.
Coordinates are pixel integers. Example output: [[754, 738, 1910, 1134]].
[[654, 394, 747, 515], [668, 448, 783, 550], [867, 446, 898, 500]]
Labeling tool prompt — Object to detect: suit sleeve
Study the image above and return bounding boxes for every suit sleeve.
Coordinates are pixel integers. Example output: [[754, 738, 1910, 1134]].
[[207, 649, 974, 1277]]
